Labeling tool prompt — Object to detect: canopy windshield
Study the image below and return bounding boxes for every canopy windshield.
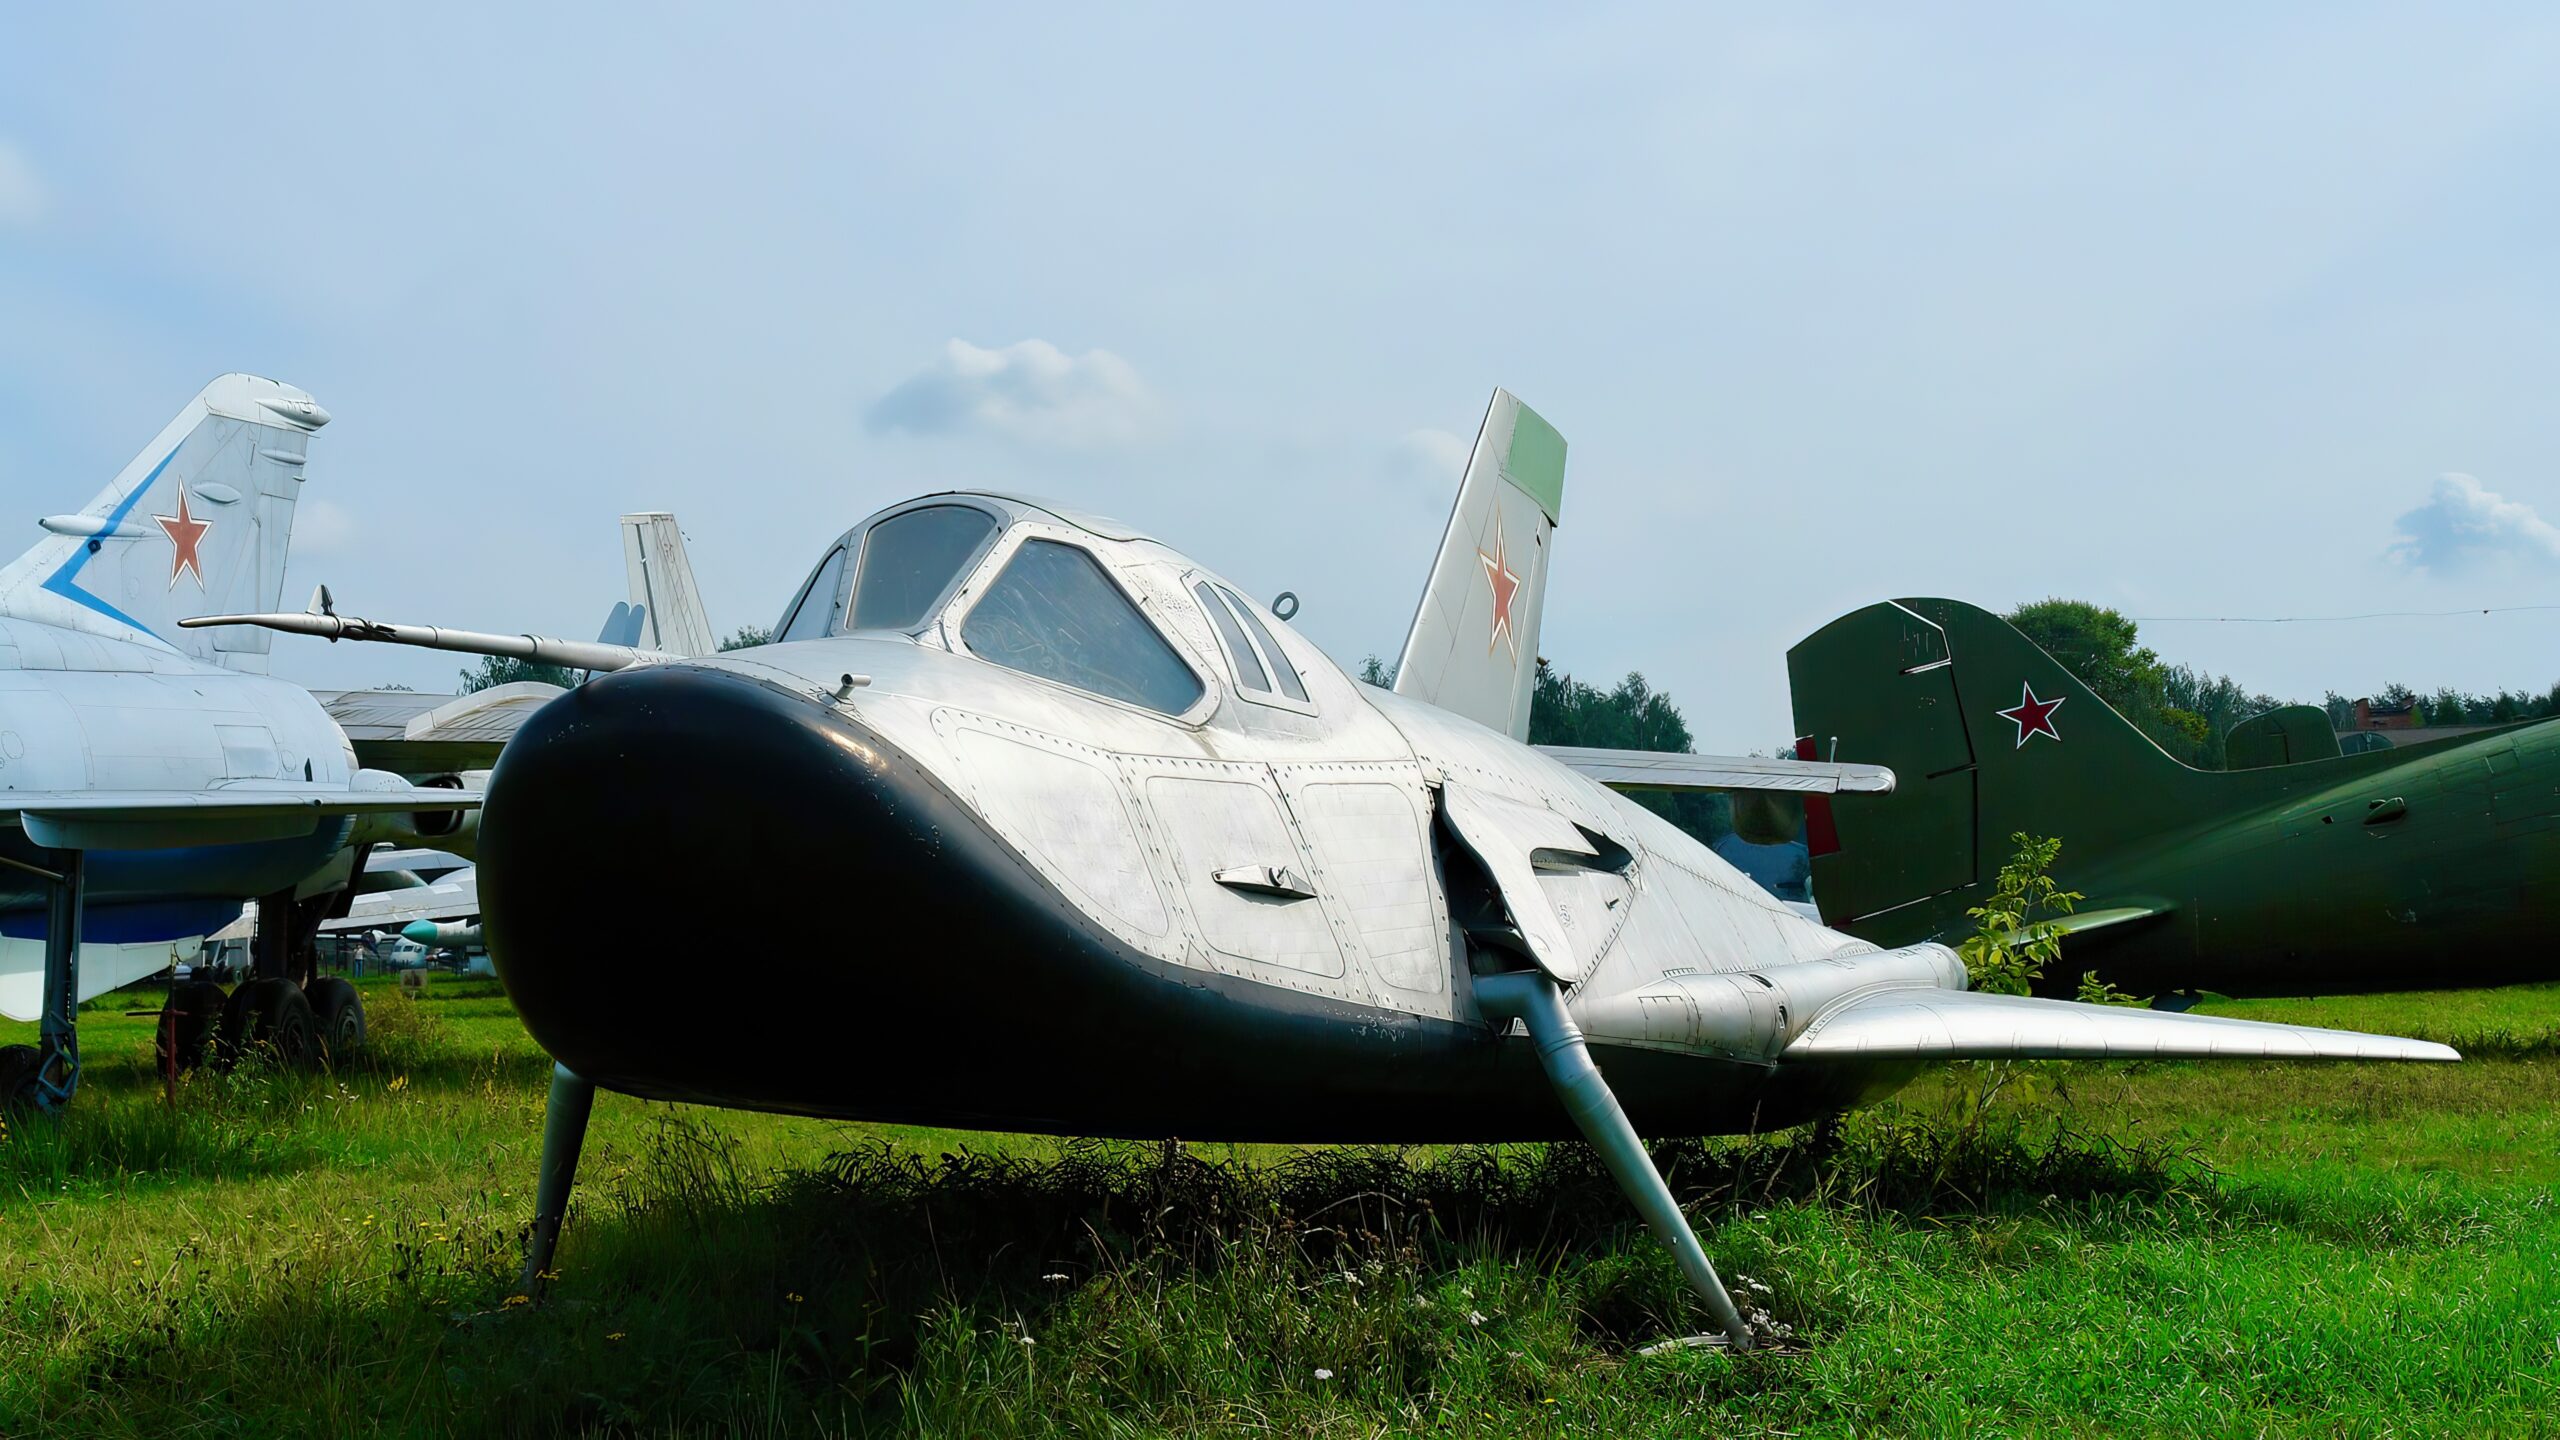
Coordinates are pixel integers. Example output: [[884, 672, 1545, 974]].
[[846, 505, 1001, 632]]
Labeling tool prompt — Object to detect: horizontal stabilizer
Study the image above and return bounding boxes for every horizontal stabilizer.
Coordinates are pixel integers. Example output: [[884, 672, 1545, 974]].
[[0, 937, 201, 1023], [2046, 904, 2173, 939], [1540, 746, 1895, 795], [325, 867, 480, 935], [1783, 988, 2458, 1064]]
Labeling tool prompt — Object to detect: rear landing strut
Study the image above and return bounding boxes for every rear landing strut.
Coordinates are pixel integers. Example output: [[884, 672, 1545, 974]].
[[1473, 969, 1753, 1351]]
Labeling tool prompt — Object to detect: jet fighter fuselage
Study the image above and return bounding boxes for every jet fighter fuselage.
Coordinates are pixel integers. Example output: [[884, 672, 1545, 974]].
[[0, 618, 361, 923]]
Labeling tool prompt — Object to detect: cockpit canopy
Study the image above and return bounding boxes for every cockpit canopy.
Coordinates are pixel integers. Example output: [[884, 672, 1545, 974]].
[[773, 494, 1308, 722]]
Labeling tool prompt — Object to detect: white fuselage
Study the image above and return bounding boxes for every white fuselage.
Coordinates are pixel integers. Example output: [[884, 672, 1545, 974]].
[[0, 617, 361, 1017], [661, 500, 1874, 1039]]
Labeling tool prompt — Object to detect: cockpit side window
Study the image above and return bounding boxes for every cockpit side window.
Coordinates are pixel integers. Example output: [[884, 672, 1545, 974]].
[[1192, 581, 1270, 693], [1217, 584, 1310, 703], [961, 540, 1204, 716], [847, 505, 1000, 632], [775, 544, 849, 643]]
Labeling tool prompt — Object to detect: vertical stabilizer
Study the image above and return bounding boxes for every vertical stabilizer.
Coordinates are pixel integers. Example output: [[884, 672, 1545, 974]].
[[0, 374, 329, 672], [1787, 597, 2191, 930], [1391, 388, 1565, 740], [619, 512, 716, 657]]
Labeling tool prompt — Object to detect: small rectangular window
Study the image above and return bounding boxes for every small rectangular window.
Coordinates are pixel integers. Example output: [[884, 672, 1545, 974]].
[[1219, 585, 1310, 702], [1193, 581, 1269, 692]]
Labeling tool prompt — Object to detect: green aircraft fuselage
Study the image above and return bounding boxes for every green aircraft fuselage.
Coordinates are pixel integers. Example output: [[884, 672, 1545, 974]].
[[1789, 598, 2560, 997]]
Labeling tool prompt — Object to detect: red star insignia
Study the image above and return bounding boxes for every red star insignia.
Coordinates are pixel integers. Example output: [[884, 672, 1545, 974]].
[[1997, 682, 2065, 748], [1479, 513, 1523, 658], [152, 485, 212, 591]]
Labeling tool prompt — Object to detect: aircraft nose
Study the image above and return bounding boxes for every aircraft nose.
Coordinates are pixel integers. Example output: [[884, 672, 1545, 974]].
[[478, 663, 1000, 1101]]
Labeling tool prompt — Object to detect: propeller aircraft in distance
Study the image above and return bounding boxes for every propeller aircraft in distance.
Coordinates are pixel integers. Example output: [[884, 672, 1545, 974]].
[[1791, 598, 2560, 1002], [197, 390, 2457, 1348]]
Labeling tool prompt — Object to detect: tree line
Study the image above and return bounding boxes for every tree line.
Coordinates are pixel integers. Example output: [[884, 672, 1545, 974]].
[[2008, 598, 2560, 768]]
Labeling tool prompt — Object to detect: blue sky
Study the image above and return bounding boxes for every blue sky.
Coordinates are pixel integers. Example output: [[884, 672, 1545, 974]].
[[7, 6, 2560, 746]]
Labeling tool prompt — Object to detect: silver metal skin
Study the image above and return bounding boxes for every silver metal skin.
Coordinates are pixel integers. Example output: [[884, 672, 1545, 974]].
[[619, 512, 717, 658], [1475, 969, 1753, 1350]]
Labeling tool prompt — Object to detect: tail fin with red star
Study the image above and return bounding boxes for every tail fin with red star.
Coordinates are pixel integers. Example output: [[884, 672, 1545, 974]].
[[0, 374, 329, 673], [1390, 388, 1565, 740], [1786, 598, 2191, 932]]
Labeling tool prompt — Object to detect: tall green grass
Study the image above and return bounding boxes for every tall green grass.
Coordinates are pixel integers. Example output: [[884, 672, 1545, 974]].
[[1, 978, 2556, 1436]]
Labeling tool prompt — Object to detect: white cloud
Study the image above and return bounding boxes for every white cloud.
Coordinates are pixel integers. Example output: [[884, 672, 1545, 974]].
[[864, 339, 1160, 448], [1392, 427, 1470, 484], [2385, 473, 2560, 573], [0, 140, 46, 228], [1382, 426, 1469, 513], [291, 496, 357, 557]]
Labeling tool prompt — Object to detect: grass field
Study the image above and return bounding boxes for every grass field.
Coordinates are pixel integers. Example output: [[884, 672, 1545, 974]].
[[2, 976, 2556, 1437]]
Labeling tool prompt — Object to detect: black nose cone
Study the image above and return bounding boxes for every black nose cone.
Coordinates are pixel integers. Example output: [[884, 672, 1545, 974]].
[[480, 664, 1017, 1108]]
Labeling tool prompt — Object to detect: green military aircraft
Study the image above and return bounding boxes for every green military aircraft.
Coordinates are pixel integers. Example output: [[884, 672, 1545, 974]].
[[1788, 598, 2560, 998]]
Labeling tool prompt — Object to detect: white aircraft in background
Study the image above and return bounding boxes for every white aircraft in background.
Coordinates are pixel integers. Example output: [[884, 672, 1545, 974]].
[[0, 376, 475, 1106]]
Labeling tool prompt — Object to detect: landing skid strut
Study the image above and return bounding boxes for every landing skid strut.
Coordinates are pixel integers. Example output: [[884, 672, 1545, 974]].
[[521, 1063, 596, 1293], [1474, 969, 1754, 1352]]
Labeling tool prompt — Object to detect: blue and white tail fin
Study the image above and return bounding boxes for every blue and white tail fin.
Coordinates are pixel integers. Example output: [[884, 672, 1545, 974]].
[[0, 374, 328, 671], [618, 511, 716, 656], [1391, 388, 1566, 740]]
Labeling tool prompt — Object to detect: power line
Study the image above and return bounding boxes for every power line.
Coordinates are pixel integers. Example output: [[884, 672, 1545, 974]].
[[2131, 604, 2560, 624]]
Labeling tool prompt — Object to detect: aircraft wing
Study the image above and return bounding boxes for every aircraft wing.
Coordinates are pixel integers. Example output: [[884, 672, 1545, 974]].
[[0, 786, 478, 851], [1538, 746, 1896, 795], [316, 684, 566, 773], [325, 868, 480, 934], [1783, 989, 2458, 1063]]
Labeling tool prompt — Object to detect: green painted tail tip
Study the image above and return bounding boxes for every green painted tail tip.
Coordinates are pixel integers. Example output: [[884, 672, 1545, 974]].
[[1503, 399, 1567, 524]]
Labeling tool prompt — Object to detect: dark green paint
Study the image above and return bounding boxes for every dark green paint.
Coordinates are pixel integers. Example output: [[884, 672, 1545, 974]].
[[2226, 704, 2344, 770], [1789, 598, 2560, 996]]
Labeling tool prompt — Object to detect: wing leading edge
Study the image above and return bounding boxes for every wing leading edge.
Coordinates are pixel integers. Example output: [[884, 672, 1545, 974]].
[[1, 786, 479, 851], [1783, 988, 2458, 1064], [1539, 746, 1895, 795]]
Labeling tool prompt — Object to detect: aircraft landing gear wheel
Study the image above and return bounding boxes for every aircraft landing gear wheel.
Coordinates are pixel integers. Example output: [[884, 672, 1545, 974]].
[[306, 977, 365, 1063], [157, 981, 227, 1074], [217, 978, 315, 1070], [0, 1044, 40, 1111]]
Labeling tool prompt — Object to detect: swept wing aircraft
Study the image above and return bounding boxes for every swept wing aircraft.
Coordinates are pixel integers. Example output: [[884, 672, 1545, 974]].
[[0, 376, 475, 1106], [1790, 597, 2560, 998], [201, 390, 2453, 1347]]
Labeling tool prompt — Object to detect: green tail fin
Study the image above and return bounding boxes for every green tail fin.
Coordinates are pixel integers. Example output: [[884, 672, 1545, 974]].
[[1786, 598, 2192, 931]]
